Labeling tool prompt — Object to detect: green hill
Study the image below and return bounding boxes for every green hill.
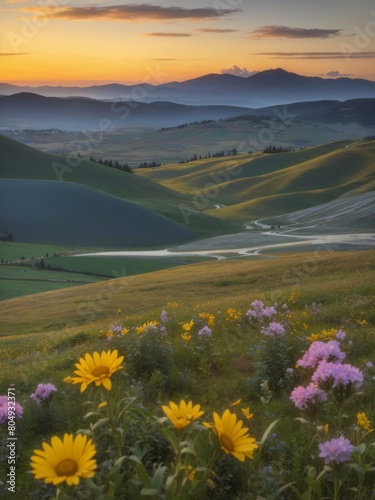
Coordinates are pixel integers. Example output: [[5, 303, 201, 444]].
[[0, 134, 240, 236], [140, 140, 375, 220], [0, 179, 197, 246]]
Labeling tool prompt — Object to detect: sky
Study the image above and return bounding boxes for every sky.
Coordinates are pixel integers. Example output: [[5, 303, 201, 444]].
[[1, 0, 375, 86]]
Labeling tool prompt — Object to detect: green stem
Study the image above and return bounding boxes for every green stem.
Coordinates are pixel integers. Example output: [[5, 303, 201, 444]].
[[333, 468, 339, 500], [102, 389, 123, 458]]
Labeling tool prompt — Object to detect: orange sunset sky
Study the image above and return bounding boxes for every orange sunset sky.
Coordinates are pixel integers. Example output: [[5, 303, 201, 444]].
[[1, 0, 375, 86]]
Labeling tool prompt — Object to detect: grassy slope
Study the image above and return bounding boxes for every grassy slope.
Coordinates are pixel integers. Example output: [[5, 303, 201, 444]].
[[140, 140, 375, 220], [0, 179, 197, 246], [0, 135, 239, 236], [1, 249, 374, 337]]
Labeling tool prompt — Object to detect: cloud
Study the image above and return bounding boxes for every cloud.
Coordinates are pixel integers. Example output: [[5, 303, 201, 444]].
[[220, 65, 258, 77], [256, 51, 375, 59], [196, 28, 239, 33], [250, 25, 342, 39], [0, 52, 29, 56], [143, 32, 192, 37], [23, 4, 240, 21], [325, 71, 354, 78]]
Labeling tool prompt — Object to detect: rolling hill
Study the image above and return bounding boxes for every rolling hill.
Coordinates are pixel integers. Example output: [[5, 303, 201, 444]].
[[0, 93, 252, 131], [0, 135, 240, 237], [139, 140, 375, 221], [0, 179, 197, 246]]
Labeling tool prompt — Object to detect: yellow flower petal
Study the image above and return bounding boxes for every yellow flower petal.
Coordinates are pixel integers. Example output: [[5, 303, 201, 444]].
[[31, 434, 97, 487]]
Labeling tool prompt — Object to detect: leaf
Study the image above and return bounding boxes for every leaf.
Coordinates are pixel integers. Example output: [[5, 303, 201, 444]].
[[84, 411, 100, 420], [140, 488, 159, 495], [295, 417, 310, 425], [180, 446, 196, 456], [259, 419, 279, 447], [91, 417, 109, 430], [151, 465, 167, 491], [355, 443, 366, 455]]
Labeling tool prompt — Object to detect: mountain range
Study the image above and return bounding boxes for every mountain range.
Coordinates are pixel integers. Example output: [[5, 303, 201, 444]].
[[1, 92, 374, 132], [1, 69, 375, 107]]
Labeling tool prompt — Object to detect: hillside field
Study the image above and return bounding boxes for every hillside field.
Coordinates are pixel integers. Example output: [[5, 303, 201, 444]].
[[0, 250, 374, 498]]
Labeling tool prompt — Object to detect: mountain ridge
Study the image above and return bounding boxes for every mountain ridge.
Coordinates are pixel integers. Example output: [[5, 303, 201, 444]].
[[1, 68, 374, 106]]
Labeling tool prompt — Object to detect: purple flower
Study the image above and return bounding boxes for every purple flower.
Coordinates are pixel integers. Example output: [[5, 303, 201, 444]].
[[336, 330, 346, 341], [366, 361, 373, 368], [0, 395, 23, 424], [261, 321, 285, 337], [290, 383, 327, 410], [160, 310, 169, 323], [111, 323, 123, 334], [312, 361, 364, 390], [30, 383, 57, 406], [160, 326, 168, 337], [262, 306, 277, 318], [297, 340, 345, 369], [319, 436, 354, 464], [246, 300, 277, 321], [198, 326, 212, 337]]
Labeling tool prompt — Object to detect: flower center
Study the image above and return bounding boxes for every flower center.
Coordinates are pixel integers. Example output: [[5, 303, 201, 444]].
[[92, 366, 110, 377], [55, 459, 78, 476], [221, 433, 235, 451]]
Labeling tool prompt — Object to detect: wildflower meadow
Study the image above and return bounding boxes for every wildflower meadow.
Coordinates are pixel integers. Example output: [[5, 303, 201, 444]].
[[1, 256, 375, 499]]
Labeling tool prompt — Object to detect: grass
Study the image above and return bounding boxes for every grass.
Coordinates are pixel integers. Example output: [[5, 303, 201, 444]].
[[138, 140, 375, 221], [0, 134, 240, 237], [0, 179, 197, 246], [0, 250, 374, 498], [7, 119, 375, 165], [1, 250, 374, 337], [0, 243, 209, 300]]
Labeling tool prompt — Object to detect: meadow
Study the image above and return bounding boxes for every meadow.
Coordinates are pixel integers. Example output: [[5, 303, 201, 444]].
[[0, 241, 207, 301], [1, 250, 374, 499], [5, 118, 375, 166]]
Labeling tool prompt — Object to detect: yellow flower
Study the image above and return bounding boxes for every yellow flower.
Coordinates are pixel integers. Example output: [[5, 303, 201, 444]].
[[199, 312, 215, 327], [136, 321, 159, 335], [324, 424, 329, 435], [226, 308, 241, 321], [231, 399, 241, 407], [69, 350, 124, 392], [121, 327, 130, 336], [162, 400, 204, 429], [357, 319, 368, 327], [241, 407, 254, 420], [357, 412, 371, 430], [97, 402, 108, 409], [63, 376, 73, 384], [186, 465, 196, 481], [307, 333, 320, 342], [181, 333, 192, 344], [211, 409, 258, 461], [30, 433, 97, 486], [106, 330, 114, 339], [116, 308, 122, 314], [182, 320, 195, 332], [168, 301, 178, 308]]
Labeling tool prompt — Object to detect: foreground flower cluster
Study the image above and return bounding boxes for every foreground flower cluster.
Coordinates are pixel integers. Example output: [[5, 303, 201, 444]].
[[13, 293, 373, 498]]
